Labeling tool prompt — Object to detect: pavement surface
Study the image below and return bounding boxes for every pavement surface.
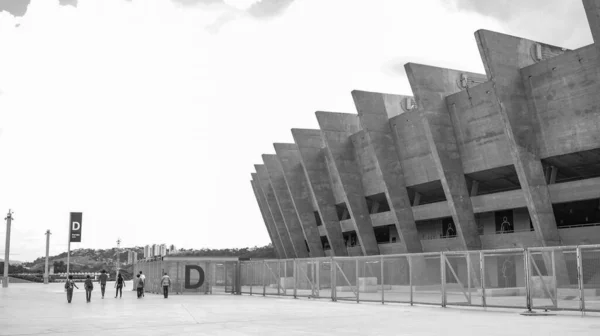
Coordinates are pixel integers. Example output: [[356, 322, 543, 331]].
[[1, 282, 599, 335]]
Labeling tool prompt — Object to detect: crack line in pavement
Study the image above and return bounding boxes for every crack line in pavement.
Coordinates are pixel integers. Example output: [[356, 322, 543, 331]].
[[181, 303, 200, 324]]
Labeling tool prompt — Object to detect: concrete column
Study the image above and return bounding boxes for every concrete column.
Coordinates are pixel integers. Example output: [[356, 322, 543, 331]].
[[475, 30, 566, 247], [583, 0, 600, 47], [405, 63, 484, 251], [44, 230, 51, 284], [253, 180, 288, 259], [273, 143, 325, 258], [315, 112, 380, 256], [250, 176, 286, 259], [475, 29, 569, 284], [263, 154, 310, 258], [291, 129, 348, 256], [352, 90, 423, 254], [255, 166, 297, 258]]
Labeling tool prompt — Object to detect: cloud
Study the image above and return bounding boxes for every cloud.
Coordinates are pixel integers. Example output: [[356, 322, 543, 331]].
[[246, 0, 294, 19], [447, 0, 593, 48], [0, 0, 31, 17], [59, 0, 77, 8]]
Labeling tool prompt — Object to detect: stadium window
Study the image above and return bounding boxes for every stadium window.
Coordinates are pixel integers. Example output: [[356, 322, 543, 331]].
[[365, 193, 391, 214], [314, 211, 323, 226], [335, 203, 351, 221], [374, 224, 394, 244]]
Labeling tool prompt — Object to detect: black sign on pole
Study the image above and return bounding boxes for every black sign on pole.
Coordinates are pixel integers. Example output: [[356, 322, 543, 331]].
[[69, 212, 83, 243]]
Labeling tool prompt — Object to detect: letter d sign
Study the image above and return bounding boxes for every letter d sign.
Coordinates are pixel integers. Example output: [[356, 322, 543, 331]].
[[69, 212, 83, 243]]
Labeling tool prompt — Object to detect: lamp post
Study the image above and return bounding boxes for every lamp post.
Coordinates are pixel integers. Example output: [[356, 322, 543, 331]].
[[116, 238, 121, 275], [2, 210, 14, 288], [44, 230, 51, 284]]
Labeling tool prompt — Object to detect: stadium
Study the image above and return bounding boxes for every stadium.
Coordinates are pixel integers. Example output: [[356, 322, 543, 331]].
[[248, 0, 600, 313]]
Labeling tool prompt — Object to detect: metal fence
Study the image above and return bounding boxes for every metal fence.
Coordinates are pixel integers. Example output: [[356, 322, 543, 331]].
[[238, 244, 600, 313], [133, 260, 238, 295]]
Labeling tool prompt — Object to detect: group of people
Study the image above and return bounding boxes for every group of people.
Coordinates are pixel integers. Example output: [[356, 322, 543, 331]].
[[64, 270, 172, 303]]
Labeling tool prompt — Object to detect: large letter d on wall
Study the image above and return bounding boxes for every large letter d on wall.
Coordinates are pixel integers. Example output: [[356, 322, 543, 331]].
[[184, 265, 205, 289]]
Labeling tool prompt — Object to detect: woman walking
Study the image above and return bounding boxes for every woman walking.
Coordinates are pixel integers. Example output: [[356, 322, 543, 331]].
[[114, 273, 126, 298], [64, 275, 79, 303], [136, 274, 144, 298]]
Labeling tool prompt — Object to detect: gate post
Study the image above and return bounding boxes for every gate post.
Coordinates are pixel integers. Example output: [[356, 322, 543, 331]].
[[293, 259, 297, 299], [577, 246, 585, 314], [409, 255, 413, 306], [524, 249, 532, 311], [331, 257, 336, 302], [441, 252, 446, 308], [262, 261, 266, 297], [480, 251, 486, 307], [356, 258, 360, 304], [381, 255, 385, 305], [466, 252, 472, 305], [236, 262, 242, 295]]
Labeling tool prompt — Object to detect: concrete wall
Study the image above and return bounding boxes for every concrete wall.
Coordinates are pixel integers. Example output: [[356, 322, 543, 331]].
[[389, 111, 438, 187], [350, 131, 385, 197], [446, 81, 512, 174], [522, 44, 600, 158]]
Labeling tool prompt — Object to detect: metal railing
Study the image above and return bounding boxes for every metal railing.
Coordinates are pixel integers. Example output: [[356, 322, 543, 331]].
[[238, 244, 600, 314]]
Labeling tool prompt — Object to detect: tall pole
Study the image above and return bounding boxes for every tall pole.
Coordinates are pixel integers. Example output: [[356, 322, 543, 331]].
[[3, 209, 14, 288], [116, 238, 121, 275], [44, 230, 51, 284], [66, 234, 71, 277]]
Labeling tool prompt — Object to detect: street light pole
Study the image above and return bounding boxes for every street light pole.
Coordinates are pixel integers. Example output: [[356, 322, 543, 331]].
[[116, 238, 121, 275], [44, 230, 51, 284], [3, 209, 14, 288]]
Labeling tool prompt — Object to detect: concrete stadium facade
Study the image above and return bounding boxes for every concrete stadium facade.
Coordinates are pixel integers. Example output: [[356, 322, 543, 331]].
[[251, 0, 600, 263]]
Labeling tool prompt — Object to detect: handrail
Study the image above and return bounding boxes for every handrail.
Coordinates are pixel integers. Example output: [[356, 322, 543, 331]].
[[557, 222, 600, 229]]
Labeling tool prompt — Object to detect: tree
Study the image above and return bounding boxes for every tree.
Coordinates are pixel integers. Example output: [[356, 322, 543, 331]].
[[53, 261, 67, 273]]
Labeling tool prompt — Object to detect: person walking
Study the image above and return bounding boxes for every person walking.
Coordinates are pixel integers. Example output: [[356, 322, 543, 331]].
[[139, 271, 146, 297], [161, 272, 171, 299], [98, 270, 108, 299], [136, 274, 144, 298], [64, 275, 79, 304], [114, 273, 125, 298], [84, 275, 94, 303]]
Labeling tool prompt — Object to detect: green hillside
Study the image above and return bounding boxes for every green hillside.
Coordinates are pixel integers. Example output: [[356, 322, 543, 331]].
[[21, 244, 276, 274]]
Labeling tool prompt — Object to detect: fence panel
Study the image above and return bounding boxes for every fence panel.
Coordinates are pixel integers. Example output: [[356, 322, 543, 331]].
[[240, 262, 250, 294], [382, 255, 410, 304], [264, 261, 280, 295], [357, 256, 383, 302], [296, 259, 316, 297], [444, 251, 482, 307], [411, 254, 442, 305], [528, 247, 580, 311], [481, 250, 526, 309], [581, 246, 600, 312], [333, 258, 358, 301], [317, 259, 332, 299]]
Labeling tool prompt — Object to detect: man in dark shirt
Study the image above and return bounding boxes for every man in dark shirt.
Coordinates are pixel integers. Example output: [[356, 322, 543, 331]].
[[98, 270, 108, 299]]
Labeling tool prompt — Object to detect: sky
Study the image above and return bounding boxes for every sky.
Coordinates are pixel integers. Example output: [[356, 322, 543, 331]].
[[0, 0, 593, 262]]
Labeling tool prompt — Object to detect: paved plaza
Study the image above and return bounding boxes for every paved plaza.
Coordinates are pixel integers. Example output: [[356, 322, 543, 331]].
[[1, 282, 599, 335]]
